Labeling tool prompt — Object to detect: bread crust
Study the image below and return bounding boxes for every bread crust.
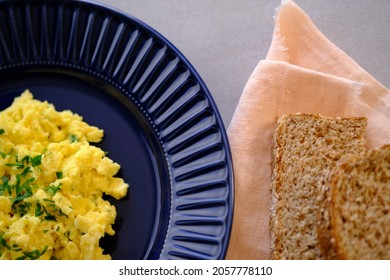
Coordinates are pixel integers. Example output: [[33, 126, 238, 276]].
[[270, 115, 286, 259]]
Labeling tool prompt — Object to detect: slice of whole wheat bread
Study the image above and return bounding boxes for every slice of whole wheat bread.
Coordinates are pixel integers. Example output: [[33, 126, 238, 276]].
[[327, 145, 390, 259], [270, 113, 367, 259]]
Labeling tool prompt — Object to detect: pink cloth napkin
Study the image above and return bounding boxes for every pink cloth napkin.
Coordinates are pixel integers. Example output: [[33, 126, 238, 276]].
[[226, 0, 390, 259]]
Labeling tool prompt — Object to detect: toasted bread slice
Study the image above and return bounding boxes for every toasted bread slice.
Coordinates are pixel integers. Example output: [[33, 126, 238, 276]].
[[270, 113, 367, 259], [328, 145, 390, 259]]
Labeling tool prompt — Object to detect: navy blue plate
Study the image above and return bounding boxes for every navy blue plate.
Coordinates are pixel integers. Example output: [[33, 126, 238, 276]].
[[0, 0, 233, 259]]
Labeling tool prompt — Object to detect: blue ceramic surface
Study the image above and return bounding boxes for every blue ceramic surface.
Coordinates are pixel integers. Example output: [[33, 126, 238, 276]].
[[0, 0, 233, 260]]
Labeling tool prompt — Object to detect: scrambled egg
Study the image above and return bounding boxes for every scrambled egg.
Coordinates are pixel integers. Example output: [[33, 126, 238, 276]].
[[0, 90, 129, 259]]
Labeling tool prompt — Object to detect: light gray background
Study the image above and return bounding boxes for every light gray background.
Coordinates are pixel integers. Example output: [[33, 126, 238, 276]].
[[97, 0, 390, 127]]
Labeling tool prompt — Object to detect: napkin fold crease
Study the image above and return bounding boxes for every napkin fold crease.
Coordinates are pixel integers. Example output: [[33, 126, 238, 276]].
[[226, 0, 390, 260]]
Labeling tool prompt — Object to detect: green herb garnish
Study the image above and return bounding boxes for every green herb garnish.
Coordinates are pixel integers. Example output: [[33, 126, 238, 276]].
[[1, 156, 37, 216], [0, 176, 12, 196], [20, 156, 30, 165], [69, 134, 78, 143], [5, 162, 24, 169], [44, 184, 62, 196], [12, 176, 34, 203], [20, 167, 32, 177], [0, 233, 10, 250], [13, 201, 32, 216], [16, 246, 48, 260], [0, 129, 5, 135], [4, 155, 39, 169], [44, 214, 56, 221], [35, 202, 44, 217], [31, 155, 42, 167], [12, 244, 22, 252]]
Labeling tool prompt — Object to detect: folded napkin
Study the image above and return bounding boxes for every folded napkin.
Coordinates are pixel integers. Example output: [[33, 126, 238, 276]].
[[226, 0, 390, 259]]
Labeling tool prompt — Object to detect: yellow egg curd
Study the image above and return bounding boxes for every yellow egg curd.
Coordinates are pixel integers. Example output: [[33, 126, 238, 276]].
[[0, 90, 129, 260]]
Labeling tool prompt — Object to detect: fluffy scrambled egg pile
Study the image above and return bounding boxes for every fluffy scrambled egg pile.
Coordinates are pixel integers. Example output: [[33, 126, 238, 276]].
[[0, 90, 128, 260]]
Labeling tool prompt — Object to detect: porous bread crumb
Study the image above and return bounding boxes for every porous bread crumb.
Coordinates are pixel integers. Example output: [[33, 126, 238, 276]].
[[270, 113, 366, 260], [329, 145, 390, 259]]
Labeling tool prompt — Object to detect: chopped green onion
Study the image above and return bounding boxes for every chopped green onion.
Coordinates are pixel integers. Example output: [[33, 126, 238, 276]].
[[20, 167, 32, 177], [44, 214, 56, 221], [44, 184, 62, 196], [20, 156, 30, 165], [5, 162, 24, 169], [69, 134, 78, 143], [17, 246, 48, 260], [35, 203, 44, 217], [0, 233, 10, 250], [31, 155, 42, 167], [1, 176, 11, 195]]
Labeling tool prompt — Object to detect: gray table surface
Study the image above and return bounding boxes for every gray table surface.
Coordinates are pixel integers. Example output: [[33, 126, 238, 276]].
[[97, 0, 390, 127]]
